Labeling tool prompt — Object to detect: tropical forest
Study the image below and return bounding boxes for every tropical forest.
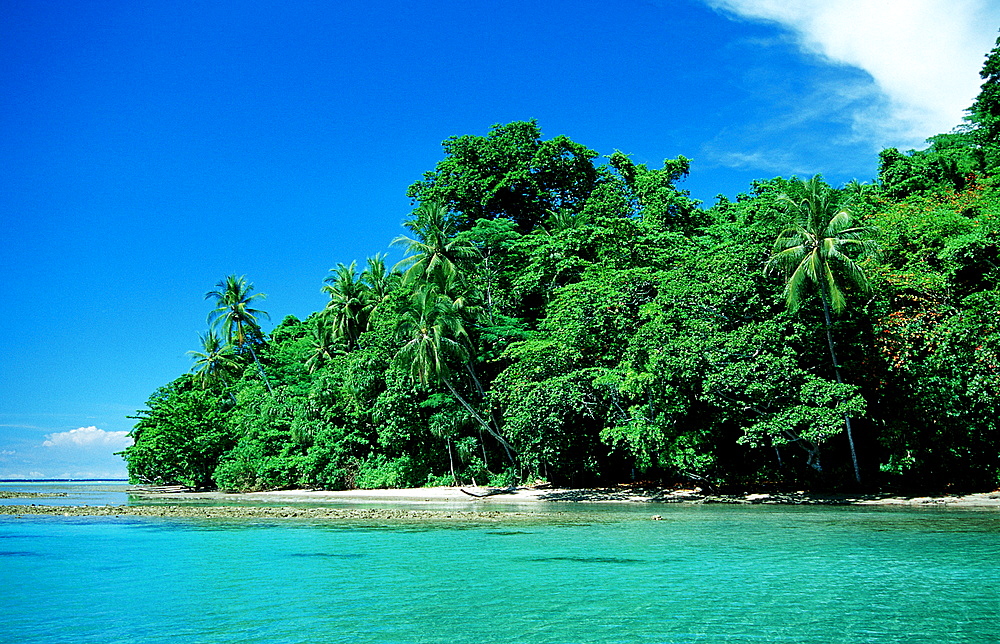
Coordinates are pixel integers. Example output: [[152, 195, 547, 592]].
[[122, 39, 1000, 495]]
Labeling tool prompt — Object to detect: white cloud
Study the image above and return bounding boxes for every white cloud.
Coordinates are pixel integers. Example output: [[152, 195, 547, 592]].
[[705, 148, 811, 175], [42, 426, 133, 449], [705, 0, 1000, 148]]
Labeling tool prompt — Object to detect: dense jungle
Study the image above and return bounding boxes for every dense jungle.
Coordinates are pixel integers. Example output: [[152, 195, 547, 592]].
[[122, 39, 1000, 494]]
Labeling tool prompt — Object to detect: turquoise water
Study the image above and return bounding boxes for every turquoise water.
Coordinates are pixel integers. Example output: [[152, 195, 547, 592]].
[[0, 480, 130, 506], [2, 490, 999, 643]]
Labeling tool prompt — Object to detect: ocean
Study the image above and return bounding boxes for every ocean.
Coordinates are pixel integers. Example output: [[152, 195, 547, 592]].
[[3, 482, 999, 643]]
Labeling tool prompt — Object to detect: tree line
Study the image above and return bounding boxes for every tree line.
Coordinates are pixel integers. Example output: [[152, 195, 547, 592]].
[[121, 38, 1000, 493]]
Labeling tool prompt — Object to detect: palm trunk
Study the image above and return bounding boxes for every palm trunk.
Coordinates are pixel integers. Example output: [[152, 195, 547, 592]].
[[483, 253, 495, 325], [478, 426, 490, 470], [819, 293, 861, 484], [446, 438, 458, 486], [247, 344, 274, 395], [465, 363, 487, 398]]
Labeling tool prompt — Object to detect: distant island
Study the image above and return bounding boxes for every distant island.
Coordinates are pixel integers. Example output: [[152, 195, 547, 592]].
[[121, 38, 1000, 497]]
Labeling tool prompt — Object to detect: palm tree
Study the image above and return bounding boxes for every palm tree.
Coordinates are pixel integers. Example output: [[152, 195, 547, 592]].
[[391, 200, 480, 291], [766, 175, 876, 483], [533, 208, 592, 236], [205, 274, 272, 394], [360, 253, 400, 305], [305, 323, 341, 373], [396, 288, 469, 385], [187, 330, 240, 389], [429, 409, 467, 486], [395, 287, 517, 471], [321, 262, 370, 350], [842, 179, 875, 206]]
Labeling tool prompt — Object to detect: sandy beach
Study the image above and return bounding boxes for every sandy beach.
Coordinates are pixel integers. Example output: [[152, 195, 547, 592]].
[[125, 485, 1000, 507], [2, 485, 999, 520]]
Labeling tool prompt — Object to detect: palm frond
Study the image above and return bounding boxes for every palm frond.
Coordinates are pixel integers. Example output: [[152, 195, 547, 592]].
[[766, 245, 807, 275], [784, 253, 814, 312], [767, 174, 877, 316], [824, 262, 847, 313]]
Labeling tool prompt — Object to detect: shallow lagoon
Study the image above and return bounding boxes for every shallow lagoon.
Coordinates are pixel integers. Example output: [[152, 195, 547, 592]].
[[3, 484, 999, 643]]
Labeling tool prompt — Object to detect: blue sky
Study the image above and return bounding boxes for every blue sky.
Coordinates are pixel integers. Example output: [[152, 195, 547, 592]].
[[2, 0, 998, 479]]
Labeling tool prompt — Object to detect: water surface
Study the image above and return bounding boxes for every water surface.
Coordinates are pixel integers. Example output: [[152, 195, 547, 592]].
[[0, 480, 130, 506], [3, 493, 998, 643]]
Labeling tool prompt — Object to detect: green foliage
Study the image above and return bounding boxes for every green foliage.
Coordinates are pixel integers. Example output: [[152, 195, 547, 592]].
[[969, 33, 1000, 172], [122, 376, 236, 488], [353, 454, 422, 489], [205, 274, 269, 350], [767, 175, 876, 314], [187, 329, 240, 390], [392, 200, 480, 293], [609, 152, 705, 233], [407, 120, 603, 233], [878, 134, 978, 200]]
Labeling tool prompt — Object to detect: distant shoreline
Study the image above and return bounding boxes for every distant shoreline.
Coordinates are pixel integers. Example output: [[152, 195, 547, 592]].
[[0, 479, 128, 483]]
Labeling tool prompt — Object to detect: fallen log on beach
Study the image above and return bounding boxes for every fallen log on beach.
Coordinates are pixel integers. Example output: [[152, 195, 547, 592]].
[[459, 486, 518, 498]]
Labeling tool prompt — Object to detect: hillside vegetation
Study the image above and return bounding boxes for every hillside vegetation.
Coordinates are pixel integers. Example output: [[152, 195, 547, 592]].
[[122, 39, 1000, 493]]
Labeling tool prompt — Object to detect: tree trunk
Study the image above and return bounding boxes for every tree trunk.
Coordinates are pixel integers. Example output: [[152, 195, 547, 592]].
[[819, 293, 861, 484], [483, 252, 495, 325], [446, 438, 458, 486], [478, 426, 490, 470], [442, 377, 519, 477], [247, 344, 274, 395]]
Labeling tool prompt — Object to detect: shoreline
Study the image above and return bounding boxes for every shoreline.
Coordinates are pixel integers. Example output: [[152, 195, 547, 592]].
[[127, 485, 1000, 507], [3, 485, 999, 519]]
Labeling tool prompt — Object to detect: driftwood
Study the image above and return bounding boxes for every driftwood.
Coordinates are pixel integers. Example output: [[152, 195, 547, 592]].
[[459, 486, 518, 498]]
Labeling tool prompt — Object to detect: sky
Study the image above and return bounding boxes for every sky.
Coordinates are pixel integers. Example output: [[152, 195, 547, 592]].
[[2, 0, 998, 479]]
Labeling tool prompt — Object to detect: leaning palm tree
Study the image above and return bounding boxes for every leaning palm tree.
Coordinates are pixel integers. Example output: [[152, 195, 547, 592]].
[[390, 200, 480, 291], [766, 175, 876, 483], [205, 274, 272, 394], [187, 330, 240, 389], [395, 287, 517, 471]]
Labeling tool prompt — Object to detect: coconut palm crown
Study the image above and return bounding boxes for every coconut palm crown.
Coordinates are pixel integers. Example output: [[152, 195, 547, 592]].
[[187, 329, 239, 389], [321, 261, 369, 349], [205, 274, 272, 394], [390, 200, 480, 290], [205, 274, 270, 348], [395, 287, 470, 387], [766, 175, 876, 315]]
